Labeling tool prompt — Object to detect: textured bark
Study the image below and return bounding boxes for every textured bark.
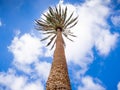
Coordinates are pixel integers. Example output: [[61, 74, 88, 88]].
[[46, 29, 71, 90]]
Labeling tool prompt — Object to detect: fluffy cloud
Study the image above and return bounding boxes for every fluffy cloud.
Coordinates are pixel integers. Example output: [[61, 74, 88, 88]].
[[8, 33, 43, 65], [0, 33, 51, 90], [35, 61, 51, 81], [118, 82, 120, 90], [78, 76, 105, 90], [8, 33, 44, 73], [95, 30, 119, 56], [8, 33, 51, 79], [0, 69, 44, 90]]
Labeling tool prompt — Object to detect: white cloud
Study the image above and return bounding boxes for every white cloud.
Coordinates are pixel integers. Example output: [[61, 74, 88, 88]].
[[23, 82, 44, 90], [59, 0, 64, 4], [35, 61, 51, 81], [8, 33, 43, 65], [78, 76, 105, 90], [3, 33, 50, 90], [8, 33, 46, 74], [95, 30, 119, 56], [0, 69, 44, 90], [118, 82, 120, 90], [8, 33, 51, 78]]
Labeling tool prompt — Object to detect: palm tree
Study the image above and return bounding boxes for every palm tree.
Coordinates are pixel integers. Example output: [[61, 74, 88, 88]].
[[35, 5, 77, 90]]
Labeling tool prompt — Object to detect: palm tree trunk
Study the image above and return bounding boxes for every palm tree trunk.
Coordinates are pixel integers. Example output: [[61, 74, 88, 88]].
[[46, 28, 71, 90]]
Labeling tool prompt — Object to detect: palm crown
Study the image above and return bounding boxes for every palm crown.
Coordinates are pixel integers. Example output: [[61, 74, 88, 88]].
[[35, 5, 78, 49]]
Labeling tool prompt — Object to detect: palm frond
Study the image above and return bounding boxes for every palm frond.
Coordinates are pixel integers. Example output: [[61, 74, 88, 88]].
[[46, 35, 57, 46], [65, 30, 77, 37], [49, 7, 54, 16], [63, 33, 73, 42], [59, 5, 62, 18], [66, 21, 78, 29], [55, 6, 59, 15], [50, 39, 56, 50], [63, 7, 67, 25], [64, 12, 74, 26], [68, 33, 77, 37], [64, 17, 78, 29], [41, 34, 53, 41]]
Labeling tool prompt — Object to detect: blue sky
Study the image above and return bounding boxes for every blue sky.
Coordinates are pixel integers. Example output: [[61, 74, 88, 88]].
[[0, 0, 120, 90]]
